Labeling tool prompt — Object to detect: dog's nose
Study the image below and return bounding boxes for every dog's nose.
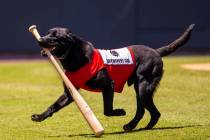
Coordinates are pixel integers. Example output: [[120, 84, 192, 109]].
[[38, 37, 48, 48], [38, 37, 43, 43], [39, 36, 48, 42]]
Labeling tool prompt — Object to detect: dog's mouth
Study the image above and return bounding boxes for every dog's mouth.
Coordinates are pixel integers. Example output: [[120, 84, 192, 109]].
[[43, 45, 71, 60], [38, 36, 72, 60], [47, 46, 56, 52], [38, 37, 59, 48]]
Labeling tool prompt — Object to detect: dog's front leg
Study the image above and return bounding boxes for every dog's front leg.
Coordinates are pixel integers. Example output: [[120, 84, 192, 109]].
[[31, 84, 74, 122], [102, 81, 126, 116], [86, 69, 126, 116]]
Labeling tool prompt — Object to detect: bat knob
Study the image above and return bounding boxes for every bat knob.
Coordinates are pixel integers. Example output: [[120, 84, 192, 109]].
[[28, 25, 41, 41], [28, 25, 37, 32]]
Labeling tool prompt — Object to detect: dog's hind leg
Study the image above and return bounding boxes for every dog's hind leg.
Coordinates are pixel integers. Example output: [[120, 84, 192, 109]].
[[123, 76, 147, 131], [123, 71, 162, 131], [144, 97, 161, 129], [144, 75, 162, 129]]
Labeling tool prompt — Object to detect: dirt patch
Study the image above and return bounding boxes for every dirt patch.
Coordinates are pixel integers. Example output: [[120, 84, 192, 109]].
[[181, 63, 210, 71], [0, 59, 47, 64]]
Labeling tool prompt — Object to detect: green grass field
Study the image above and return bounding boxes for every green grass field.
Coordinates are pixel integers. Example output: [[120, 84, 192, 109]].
[[0, 56, 210, 140]]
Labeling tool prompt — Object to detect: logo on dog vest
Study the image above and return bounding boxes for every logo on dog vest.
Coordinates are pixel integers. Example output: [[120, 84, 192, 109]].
[[98, 48, 133, 65], [110, 50, 119, 57]]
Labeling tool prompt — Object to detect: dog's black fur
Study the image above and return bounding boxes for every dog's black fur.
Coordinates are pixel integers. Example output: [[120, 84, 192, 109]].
[[31, 24, 194, 131]]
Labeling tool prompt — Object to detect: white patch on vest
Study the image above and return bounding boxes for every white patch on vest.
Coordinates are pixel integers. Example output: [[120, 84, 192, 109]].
[[98, 48, 133, 65]]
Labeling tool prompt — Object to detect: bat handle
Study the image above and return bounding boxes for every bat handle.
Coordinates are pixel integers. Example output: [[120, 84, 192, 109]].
[[28, 25, 51, 56], [28, 25, 41, 41]]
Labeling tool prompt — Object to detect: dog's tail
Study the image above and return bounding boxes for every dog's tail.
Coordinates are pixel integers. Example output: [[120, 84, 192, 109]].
[[156, 24, 195, 57]]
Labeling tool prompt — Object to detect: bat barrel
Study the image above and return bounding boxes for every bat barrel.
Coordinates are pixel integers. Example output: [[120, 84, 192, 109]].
[[95, 129, 104, 137]]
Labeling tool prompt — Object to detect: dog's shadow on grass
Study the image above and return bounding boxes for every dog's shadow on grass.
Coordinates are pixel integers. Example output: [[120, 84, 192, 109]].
[[48, 124, 207, 138]]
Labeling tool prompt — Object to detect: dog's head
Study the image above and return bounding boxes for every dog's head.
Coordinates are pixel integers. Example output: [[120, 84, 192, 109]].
[[38, 27, 78, 59], [38, 27, 94, 71]]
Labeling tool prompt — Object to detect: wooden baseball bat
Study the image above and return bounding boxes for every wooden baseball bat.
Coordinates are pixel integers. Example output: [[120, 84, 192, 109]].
[[28, 25, 104, 137]]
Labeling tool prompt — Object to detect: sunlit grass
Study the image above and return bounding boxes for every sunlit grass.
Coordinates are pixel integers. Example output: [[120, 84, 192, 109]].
[[0, 56, 210, 140]]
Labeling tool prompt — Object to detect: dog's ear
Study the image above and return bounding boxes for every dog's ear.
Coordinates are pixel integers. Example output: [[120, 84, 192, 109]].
[[70, 35, 93, 62], [67, 34, 84, 45], [84, 42, 94, 62], [64, 29, 76, 42]]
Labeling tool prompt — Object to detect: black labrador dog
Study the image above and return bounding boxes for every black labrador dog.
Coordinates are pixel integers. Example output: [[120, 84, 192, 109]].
[[31, 24, 194, 131]]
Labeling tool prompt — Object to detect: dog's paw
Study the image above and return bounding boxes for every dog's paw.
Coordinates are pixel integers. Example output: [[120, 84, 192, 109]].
[[123, 122, 136, 131], [145, 113, 161, 129], [104, 109, 126, 116], [123, 119, 139, 131], [112, 109, 126, 116], [31, 114, 46, 122], [123, 124, 133, 131]]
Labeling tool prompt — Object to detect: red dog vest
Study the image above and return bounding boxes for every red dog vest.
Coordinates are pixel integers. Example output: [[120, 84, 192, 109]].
[[65, 48, 136, 93]]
